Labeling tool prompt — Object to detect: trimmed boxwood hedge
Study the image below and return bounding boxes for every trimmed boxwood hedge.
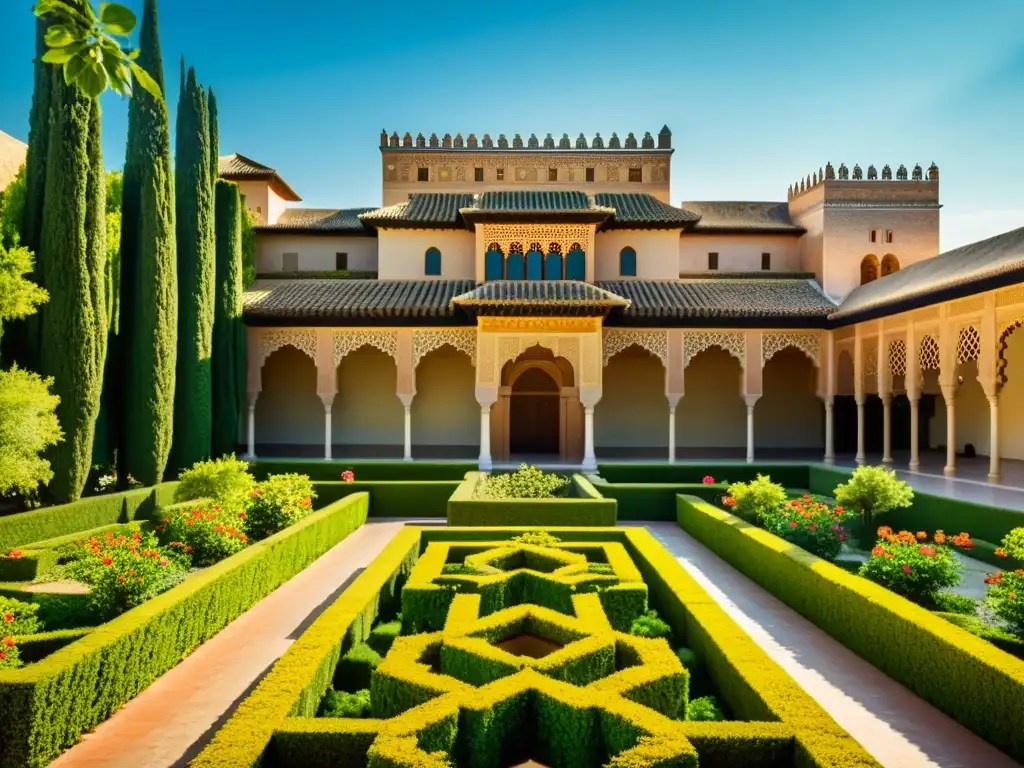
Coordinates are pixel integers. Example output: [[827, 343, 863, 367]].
[[447, 474, 617, 527], [0, 483, 178, 552], [313, 480, 459, 518], [586, 476, 728, 521], [0, 492, 371, 768], [676, 494, 1024, 762], [252, 459, 474, 482], [597, 462, 811, 488]]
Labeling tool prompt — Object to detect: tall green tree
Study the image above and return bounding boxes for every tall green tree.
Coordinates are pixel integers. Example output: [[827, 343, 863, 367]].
[[208, 88, 219, 189], [212, 180, 245, 457], [38, 65, 107, 502], [171, 64, 215, 472], [115, 0, 177, 486]]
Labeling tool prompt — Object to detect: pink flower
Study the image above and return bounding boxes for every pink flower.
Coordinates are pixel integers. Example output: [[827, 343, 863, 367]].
[[341, 470, 355, 483], [702, 476, 715, 485], [902, 565, 912, 574], [159, 558, 168, 567], [838, 534, 847, 541]]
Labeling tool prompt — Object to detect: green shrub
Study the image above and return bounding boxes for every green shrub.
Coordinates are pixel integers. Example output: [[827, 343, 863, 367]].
[[402, 583, 457, 634], [760, 496, 856, 562], [937, 612, 1024, 659], [986, 569, 1024, 634], [834, 465, 913, 529], [174, 455, 255, 512], [0, 636, 21, 669], [725, 475, 786, 523], [858, 529, 965, 604], [686, 695, 725, 722], [929, 592, 976, 615], [336, 643, 382, 692], [589, 563, 614, 575], [597, 583, 648, 632], [508, 530, 562, 548], [1000, 528, 1024, 560], [367, 620, 401, 655], [475, 465, 568, 500], [675, 647, 697, 671], [321, 688, 371, 718], [629, 610, 672, 642], [0, 596, 42, 636], [161, 504, 248, 566], [245, 473, 317, 540]]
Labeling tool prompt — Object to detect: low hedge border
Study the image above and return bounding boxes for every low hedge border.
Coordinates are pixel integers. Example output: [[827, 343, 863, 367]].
[[0, 483, 179, 552], [14, 629, 94, 664], [446, 473, 617, 527], [0, 521, 149, 582], [586, 476, 729, 521], [194, 526, 876, 768], [597, 462, 811, 488], [0, 492, 371, 768], [251, 459, 474, 482], [676, 494, 1024, 762], [312, 480, 459, 518]]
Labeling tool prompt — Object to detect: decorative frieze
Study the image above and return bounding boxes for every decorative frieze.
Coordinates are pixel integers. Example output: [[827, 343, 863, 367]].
[[682, 332, 745, 368], [951, 296, 985, 316], [258, 328, 316, 366], [332, 330, 398, 367], [603, 329, 668, 367], [480, 223, 594, 264], [412, 329, 477, 367], [761, 332, 821, 367]]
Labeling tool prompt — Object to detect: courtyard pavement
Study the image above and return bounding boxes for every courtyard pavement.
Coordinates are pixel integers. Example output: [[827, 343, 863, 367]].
[[50, 519, 1022, 768]]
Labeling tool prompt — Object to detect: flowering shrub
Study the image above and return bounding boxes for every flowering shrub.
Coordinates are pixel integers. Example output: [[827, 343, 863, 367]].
[[341, 470, 355, 483], [725, 475, 787, 523], [0, 596, 42, 636], [985, 569, 1024, 634], [162, 505, 248, 566], [858, 527, 969, 604], [474, 464, 568, 500], [244, 473, 317, 540], [760, 495, 856, 561], [997, 528, 1024, 561], [174, 455, 255, 512], [4, 549, 23, 560], [68, 530, 188, 620], [834, 465, 913, 528], [0, 635, 19, 669]]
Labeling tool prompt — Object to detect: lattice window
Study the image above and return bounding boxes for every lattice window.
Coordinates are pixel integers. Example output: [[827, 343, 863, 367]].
[[919, 335, 940, 371], [888, 339, 907, 377], [413, 329, 477, 367], [259, 329, 317, 367], [480, 223, 593, 267], [956, 326, 981, 365], [683, 332, 745, 368], [333, 330, 398, 367], [603, 329, 668, 367], [548, 242, 562, 254], [761, 332, 820, 367], [509, 242, 524, 254]]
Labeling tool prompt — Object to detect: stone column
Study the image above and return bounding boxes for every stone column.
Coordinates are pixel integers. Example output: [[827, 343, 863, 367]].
[[245, 392, 259, 459], [881, 394, 893, 466], [823, 396, 835, 464], [667, 394, 681, 463], [853, 326, 865, 465], [941, 384, 956, 477], [743, 394, 760, 463], [398, 393, 414, 461], [582, 406, 597, 470], [906, 321, 921, 472], [318, 394, 334, 460], [476, 388, 498, 471], [988, 395, 1001, 483], [855, 397, 866, 465], [908, 398, 921, 472]]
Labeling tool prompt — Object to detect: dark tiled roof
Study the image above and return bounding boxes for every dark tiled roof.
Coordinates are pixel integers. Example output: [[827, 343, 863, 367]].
[[451, 280, 630, 307], [256, 208, 375, 235], [595, 193, 699, 229], [218, 153, 302, 202], [598, 278, 836, 325], [477, 191, 594, 212], [681, 201, 804, 234], [359, 194, 474, 228], [831, 226, 1024, 324], [242, 279, 475, 325]]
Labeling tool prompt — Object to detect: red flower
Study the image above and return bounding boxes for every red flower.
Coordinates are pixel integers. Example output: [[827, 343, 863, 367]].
[[102, 557, 113, 566], [995, 548, 1008, 558], [184, 546, 193, 554], [723, 496, 736, 507], [0, 651, 5, 661], [916, 531, 927, 541], [902, 564, 912, 574], [237, 512, 247, 520], [702, 476, 715, 485], [808, 524, 817, 532], [159, 558, 168, 567], [2, 614, 12, 623], [3, 636, 13, 648], [118, 575, 126, 583], [834, 506, 844, 514], [788, 521, 798, 529], [341, 470, 355, 483], [838, 533, 847, 541], [6, 550, 22, 560], [240, 534, 248, 544]]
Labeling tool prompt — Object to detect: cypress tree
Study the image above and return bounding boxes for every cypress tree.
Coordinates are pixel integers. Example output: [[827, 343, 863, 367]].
[[38, 70, 107, 502], [208, 88, 219, 189], [171, 66, 215, 472], [212, 180, 245, 457], [116, 0, 178, 485]]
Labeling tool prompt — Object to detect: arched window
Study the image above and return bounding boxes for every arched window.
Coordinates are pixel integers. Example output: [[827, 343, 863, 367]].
[[526, 244, 543, 280], [860, 254, 880, 285], [565, 243, 585, 281], [425, 247, 442, 276], [881, 254, 900, 276], [506, 242, 525, 280], [619, 247, 637, 277], [484, 243, 503, 281], [544, 243, 563, 280]]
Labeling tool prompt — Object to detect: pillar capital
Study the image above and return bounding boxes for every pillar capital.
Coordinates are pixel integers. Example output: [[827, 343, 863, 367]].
[[666, 392, 682, 409], [397, 393, 415, 408], [743, 393, 761, 409], [475, 386, 498, 408], [317, 392, 335, 410]]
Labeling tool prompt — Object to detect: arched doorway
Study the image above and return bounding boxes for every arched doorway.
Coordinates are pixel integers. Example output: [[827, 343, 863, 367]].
[[509, 366, 560, 455]]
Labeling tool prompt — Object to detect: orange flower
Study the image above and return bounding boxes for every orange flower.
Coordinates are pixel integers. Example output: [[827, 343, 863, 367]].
[[6, 550, 22, 560], [877, 526, 893, 538], [995, 548, 1009, 558], [918, 546, 936, 558], [3, 614, 13, 623], [916, 532, 927, 541], [1009, 593, 1018, 600], [884, 553, 894, 559], [3, 636, 14, 648], [871, 546, 885, 557], [933, 531, 946, 545]]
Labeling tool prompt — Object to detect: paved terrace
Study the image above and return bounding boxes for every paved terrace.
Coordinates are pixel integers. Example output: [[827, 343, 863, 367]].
[[52, 519, 1022, 768]]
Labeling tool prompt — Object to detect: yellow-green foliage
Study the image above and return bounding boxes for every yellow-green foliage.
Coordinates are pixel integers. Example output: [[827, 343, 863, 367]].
[[677, 495, 1024, 762]]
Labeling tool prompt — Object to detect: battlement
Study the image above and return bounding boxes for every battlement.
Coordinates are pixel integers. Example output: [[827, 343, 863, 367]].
[[788, 161, 939, 201], [379, 126, 673, 152]]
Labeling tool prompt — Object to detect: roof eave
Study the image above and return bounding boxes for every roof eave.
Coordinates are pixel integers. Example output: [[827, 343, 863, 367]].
[[460, 210, 612, 226], [687, 226, 807, 236]]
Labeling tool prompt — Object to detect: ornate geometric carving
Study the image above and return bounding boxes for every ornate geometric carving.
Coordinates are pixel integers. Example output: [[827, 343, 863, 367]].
[[997, 319, 1024, 389], [479, 223, 593, 267], [915, 307, 940, 323], [333, 330, 398, 367], [603, 329, 668, 367], [683, 332, 745, 368], [478, 334, 496, 386], [761, 332, 820, 367], [997, 285, 1024, 308], [888, 339, 907, 377], [412, 329, 476, 367], [951, 296, 985, 316], [956, 326, 981, 365], [258, 328, 316, 366], [863, 338, 878, 383], [919, 335, 941, 371]]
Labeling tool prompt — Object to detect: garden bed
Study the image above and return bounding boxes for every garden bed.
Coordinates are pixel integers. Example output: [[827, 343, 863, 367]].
[[447, 472, 617, 527], [194, 526, 877, 768]]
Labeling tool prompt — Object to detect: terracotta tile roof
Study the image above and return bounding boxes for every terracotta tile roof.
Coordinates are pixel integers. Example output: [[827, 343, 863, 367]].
[[0, 130, 27, 192], [598, 278, 836, 325], [451, 281, 630, 315], [242, 279, 474, 325], [359, 194, 474, 228], [596, 193, 699, 229], [218, 153, 302, 202], [830, 226, 1024, 324], [256, 208, 375, 235], [681, 201, 805, 234]]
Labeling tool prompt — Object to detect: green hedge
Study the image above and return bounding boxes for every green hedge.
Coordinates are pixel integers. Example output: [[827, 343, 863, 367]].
[[597, 462, 810, 488], [312, 480, 459, 518], [447, 474, 616, 527], [677, 494, 1024, 761], [14, 629, 93, 664], [251, 459, 474, 482], [0, 521, 149, 582], [0, 493, 371, 768], [587, 476, 727, 521], [0, 483, 178, 551]]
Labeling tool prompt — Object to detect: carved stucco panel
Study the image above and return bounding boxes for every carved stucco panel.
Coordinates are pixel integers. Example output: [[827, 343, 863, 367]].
[[332, 330, 398, 367], [412, 329, 477, 367], [603, 329, 668, 367], [761, 332, 821, 367], [258, 328, 317, 367], [682, 332, 745, 368]]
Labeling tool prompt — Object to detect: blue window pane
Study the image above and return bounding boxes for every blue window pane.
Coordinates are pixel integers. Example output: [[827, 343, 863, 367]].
[[506, 252, 525, 280], [425, 247, 442, 276], [565, 249, 585, 280], [526, 249, 543, 280], [544, 253, 563, 280], [485, 249, 503, 280], [620, 247, 637, 277]]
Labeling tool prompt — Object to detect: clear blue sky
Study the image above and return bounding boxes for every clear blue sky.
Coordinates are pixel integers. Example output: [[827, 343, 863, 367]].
[[2, 0, 1022, 251]]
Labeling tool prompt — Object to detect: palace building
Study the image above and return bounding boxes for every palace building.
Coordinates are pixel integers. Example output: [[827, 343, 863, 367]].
[[225, 127, 1024, 479]]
